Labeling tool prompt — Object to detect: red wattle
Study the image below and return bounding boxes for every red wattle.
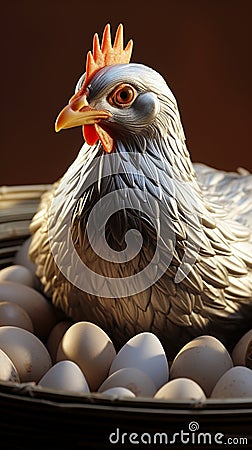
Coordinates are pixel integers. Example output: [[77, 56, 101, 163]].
[[83, 124, 99, 145], [83, 123, 114, 153]]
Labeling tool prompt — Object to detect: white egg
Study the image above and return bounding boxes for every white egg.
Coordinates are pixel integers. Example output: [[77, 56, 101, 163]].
[[0, 301, 34, 332], [46, 320, 73, 363], [154, 378, 206, 401], [211, 366, 252, 398], [38, 360, 90, 393], [14, 238, 37, 274], [170, 335, 233, 396], [57, 321, 116, 391], [0, 326, 52, 382], [232, 329, 252, 367], [0, 265, 34, 287], [14, 238, 42, 291], [98, 367, 157, 397], [101, 387, 136, 398], [0, 281, 57, 339], [0, 348, 20, 383], [109, 332, 169, 389]]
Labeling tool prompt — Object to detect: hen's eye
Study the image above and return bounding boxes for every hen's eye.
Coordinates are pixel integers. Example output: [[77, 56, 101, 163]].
[[108, 83, 136, 108]]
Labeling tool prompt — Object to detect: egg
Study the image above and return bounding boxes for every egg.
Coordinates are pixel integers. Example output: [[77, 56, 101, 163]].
[[98, 367, 157, 397], [211, 366, 252, 398], [0, 301, 33, 332], [154, 378, 206, 401], [109, 332, 169, 389], [14, 238, 41, 289], [170, 335, 233, 396], [0, 265, 34, 287], [56, 321, 116, 391], [232, 329, 252, 368], [14, 238, 37, 274], [38, 360, 90, 394], [0, 348, 20, 383], [101, 387, 136, 398], [0, 326, 52, 382], [0, 281, 57, 339], [46, 320, 73, 363]]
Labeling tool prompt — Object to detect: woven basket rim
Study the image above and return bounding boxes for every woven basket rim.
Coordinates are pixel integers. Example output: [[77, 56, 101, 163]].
[[1, 380, 252, 414]]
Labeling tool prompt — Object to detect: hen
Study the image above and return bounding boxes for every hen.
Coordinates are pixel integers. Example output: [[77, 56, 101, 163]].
[[29, 24, 252, 359]]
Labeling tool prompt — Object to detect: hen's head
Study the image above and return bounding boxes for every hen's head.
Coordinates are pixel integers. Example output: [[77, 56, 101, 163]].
[[55, 24, 184, 154]]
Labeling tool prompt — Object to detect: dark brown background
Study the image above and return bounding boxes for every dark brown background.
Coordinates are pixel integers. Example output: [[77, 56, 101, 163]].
[[1, 0, 251, 185]]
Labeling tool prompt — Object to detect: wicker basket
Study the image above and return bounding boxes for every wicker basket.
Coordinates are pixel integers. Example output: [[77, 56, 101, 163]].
[[0, 185, 252, 449], [0, 184, 52, 269]]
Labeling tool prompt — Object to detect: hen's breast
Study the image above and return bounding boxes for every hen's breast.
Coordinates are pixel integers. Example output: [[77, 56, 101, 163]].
[[29, 138, 252, 358], [70, 171, 157, 279]]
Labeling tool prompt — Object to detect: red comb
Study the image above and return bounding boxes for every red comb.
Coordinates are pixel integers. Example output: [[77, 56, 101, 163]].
[[81, 24, 133, 90]]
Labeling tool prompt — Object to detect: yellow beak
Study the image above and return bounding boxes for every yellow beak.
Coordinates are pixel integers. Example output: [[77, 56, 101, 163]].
[[55, 93, 112, 132]]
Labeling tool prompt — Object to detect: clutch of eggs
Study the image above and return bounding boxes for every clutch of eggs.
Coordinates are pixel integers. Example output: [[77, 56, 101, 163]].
[[0, 240, 252, 400]]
